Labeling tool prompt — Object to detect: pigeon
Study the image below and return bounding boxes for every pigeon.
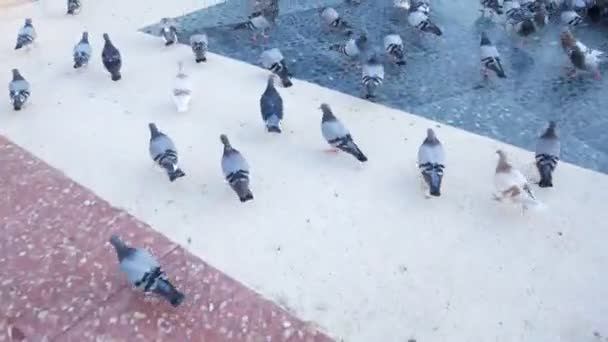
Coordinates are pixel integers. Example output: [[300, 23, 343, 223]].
[[408, 7, 442, 36], [160, 18, 178, 46], [535, 121, 560, 188], [67, 0, 81, 14], [249, 0, 280, 23], [260, 75, 283, 133], [411, 0, 432, 14], [494, 149, 540, 211], [329, 33, 368, 59], [73, 31, 92, 69], [233, 12, 271, 41], [109, 235, 185, 307], [480, 0, 505, 15], [220, 134, 254, 202], [560, 28, 603, 79], [171, 62, 193, 113], [260, 48, 292, 87], [560, 6, 584, 26], [361, 53, 384, 100], [417, 128, 445, 197], [101, 33, 122, 81], [320, 103, 367, 162], [480, 32, 506, 78], [8, 69, 30, 111], [14, 19, 36, 50], [148, 123, 186, 182], [319, 7, 352, 34], [384, 34, 406, 65], [189, 33, 208, 63]]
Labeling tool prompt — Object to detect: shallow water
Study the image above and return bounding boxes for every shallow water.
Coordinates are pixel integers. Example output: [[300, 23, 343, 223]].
[[143, 0, 608, 173]]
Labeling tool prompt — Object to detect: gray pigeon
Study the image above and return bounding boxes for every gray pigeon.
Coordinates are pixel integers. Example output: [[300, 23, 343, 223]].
[[220, 134, 254, 202], [480, 0, 504, 15], [73, 31, 92, 69], [15, 18, 36, 50], [189, 34, 208, 63], [102, 33, 122, 81], [329, 33, 368, 59], [260, 48, 292, 87], [384, 34, 406, 66], [320, 104, 367, 162], [260, 75, 283, 133], [361, 53, 384, 100], [535, 121, 560, 188], [319, 7, 352, 34], [148, 123, 186, 182], [233, 13, 271, 41], [408, 8, 442, 36], [67, 0, 81, 14], [417, 129, 445, 196], [480, 32, 506, 78], [109, 235, 184, 307], [9, 69, 30, 111], [160, 18, 178, 46]]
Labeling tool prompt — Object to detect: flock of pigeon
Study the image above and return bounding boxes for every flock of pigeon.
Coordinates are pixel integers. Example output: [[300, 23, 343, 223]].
[[6, 0, 581, 307]]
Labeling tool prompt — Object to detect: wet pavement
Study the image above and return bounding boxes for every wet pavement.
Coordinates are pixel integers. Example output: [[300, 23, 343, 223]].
[[142, 0, 608, 173]]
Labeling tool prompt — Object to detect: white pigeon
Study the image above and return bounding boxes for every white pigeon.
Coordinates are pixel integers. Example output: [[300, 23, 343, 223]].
[[190, 33, 208, 63], [171, 62, 193, 113], [494, 150, 541, 211], [160, 18, 179, 46], [320, 7, 352, 33], [560, 28, 604, 79], [329, 33, 368, 59], [234, 13, 271, 41], [384, 34, 406, 65], [480, 32, 506, 78], [408, 8, 442, 36]]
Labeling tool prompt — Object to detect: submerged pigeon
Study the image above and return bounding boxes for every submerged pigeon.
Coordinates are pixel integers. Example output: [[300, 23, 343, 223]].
[[102, 33, 122, 81], [67, 0, 81, 14], [408, 7, 442, 36], [8, 69, 30, 111], [160, 18, 178, 46], [535, 121, 560, 188], [189, 34, 208, 63], [73, 31, 92, 69], [418, 129, 445, 197], [260, 48, 292, 87], [480, 32, 506, 78], [480, 0, 504, 15], [319, 7, 352, 34], [148, 123, 186, 181], [249, 0, 280, 23], [384, 34, 406, 65], [233, 13, 271, 41], [329, 33, 368, 59], [361, 53, 384, 100], [320, 103, 367, 162], [560, 28, 603, 79], [220, 134, 254, 202], [494, 149, 540, 211], [109, 235, 184, 307], [171, 62, 193, 113], [260, 75, 283, 133], [15, 19, 36, 50]]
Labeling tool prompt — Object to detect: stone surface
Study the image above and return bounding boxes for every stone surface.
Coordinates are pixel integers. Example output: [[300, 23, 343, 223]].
[[142, 0, 608, 173], [0, 136, 332, 342]]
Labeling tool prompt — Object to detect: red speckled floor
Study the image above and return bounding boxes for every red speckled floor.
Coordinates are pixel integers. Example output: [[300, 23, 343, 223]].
[[0, 136, 333, 342]]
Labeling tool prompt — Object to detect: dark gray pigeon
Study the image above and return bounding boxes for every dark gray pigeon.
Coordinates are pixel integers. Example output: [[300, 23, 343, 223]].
[[109, 235, 184, 307], [102, 33, 122, 81], [9, 69, 30, 111], [189, 34, 208, 63], [73, 31, 92, 69], [320, 104, 367, 162], [535, 121, 560, 188], [417, 128, 445, 196], [480, 32, 506, 79], [260, 75, 283, 133], [361, 53, 384, 100], [67, 0, 81, 14], [220, 134, 254, 202], [15, 18, 36, 50], [160, 18, 178, 46], [148, 123, 186, 182]]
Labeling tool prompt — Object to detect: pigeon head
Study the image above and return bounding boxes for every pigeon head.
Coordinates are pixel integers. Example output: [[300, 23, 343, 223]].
[[480, 32, 492, 46], [103, 33, 111, 42], [161, 17, 170, 24], [11, 69, 21, 79], [542, 121, 558, 138], [320, 103, 335, 121], [424, 128, 439, 144], [560, 28, 575, 50], [220, 134, 232, 149], [82, 31, 89, 41], [25, 18, 32, 26], [495, 149, 512, 173], [356, 34, 368, 45], [367, 52, 381, 65]]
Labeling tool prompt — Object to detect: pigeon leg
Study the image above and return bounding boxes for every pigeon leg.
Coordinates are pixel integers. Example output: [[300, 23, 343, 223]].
[[324, 148, 339, 153]]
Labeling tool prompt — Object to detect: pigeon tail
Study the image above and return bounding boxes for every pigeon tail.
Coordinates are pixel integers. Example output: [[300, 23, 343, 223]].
[[429, 173, 442, 196], [167, 166, 186, 182], [425, 22, 443, 36], [111, 71, 122, 81], [109, 235, 131, 262], [233, 21, 249, 30], [195, 56, 207, 63], [265, 115, 282, 133], [267, 125, 282, 133], [233, 181, 254, 202], [152, 278, 185, 307], [537, 163, 553, 188]]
